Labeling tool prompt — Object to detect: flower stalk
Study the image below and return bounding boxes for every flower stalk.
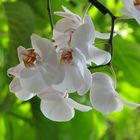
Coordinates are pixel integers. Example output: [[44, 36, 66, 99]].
[[47, 0, 54, 30], [88, 0, 116, 70]]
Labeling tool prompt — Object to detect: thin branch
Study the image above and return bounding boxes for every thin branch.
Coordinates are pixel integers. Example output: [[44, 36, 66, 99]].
[[88, 0, 116, 70], [108, 16, 116, 59], [108, 64, 117, 88], [88, 0, 115, 18], [47, 0, 54, 31]]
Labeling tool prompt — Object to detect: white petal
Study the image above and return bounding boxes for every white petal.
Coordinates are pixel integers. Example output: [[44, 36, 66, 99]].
[[92, 72, 114, 88], [42, 45, 59, 71], [31, 34, 53, 59], [42, 55, 65, 85], [10, 77, 21, 93], [54, 18, 78, 33], [54, 11, 78, 21], [53, 18, 79, 48], [114, 92, 140, 107], [88, 45, 111, 65], [73, 47, 87, 65], [121, 9, 133, 17], [10, 78, 35, 101], [53, 18, 80, 47], [54, 64, 83, 93], [90, 72, 123, 114], [37, 40, 65, 85], [7, 63, 24, 77], [132, 9, 140, 25], [121, 0, 140, 25], [38, 87, 65, 100], [19, 67, 52, 93], [62, 6, 72, 13], [71, 23, 95, 58], [40, 93, 74, 122], [53, 30, 68, 47], [54, 7, 81, 24], [121, 0, 134, 10], [53, 63, 65, 85], [17, 46, 26, 62], [77, 68, 92, 96], [73, 16, 95, 42], [90, 86, 123, 114], [67, 98, 92, 112], [95, 31, 117, 39]]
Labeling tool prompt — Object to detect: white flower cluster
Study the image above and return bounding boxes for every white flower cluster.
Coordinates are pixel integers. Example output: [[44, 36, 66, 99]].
[[121, 0, 140, 24], [8, 6, 140, 122]]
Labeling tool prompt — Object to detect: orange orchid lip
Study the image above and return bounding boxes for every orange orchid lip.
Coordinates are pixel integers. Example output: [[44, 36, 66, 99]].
[[61, 49, 73, 64], [134, 0, 140, 6], [134, 0, 140, 11], [21, 48, 40, 67]]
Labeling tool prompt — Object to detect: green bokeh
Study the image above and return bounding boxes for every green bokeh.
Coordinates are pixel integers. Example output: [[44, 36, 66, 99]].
[[0, 0, 140, 140]]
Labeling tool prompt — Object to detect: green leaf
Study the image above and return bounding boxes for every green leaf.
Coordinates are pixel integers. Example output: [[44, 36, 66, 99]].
[[3, 1, 34, 48], [113, 36, 140, 88]]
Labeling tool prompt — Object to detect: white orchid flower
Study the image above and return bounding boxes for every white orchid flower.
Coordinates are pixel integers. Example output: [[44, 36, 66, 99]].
[[38, 87, 92, 122], [8, 34, 64, 100], [53, 6, 111, 65], [121, 0, 140, 24], [90, 72, 140, 114], [54, 46, 92, 95]]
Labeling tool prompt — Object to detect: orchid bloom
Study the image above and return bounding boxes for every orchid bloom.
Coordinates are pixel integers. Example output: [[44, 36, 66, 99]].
[[90, 72, 140, 114], [53, 6, 111, 65], [38, 87, 91, 122], [54, 46, 92, 95], [121, 0, 140, 24], [8, 34, 64, 100]]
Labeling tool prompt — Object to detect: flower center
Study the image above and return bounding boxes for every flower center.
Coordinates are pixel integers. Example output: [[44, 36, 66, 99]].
[[21, 49, 40, 67], [61, 49, 73, 64], [134, 0, 140, 10]]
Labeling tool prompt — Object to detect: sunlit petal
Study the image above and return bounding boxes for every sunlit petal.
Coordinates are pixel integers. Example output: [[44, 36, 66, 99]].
[[10, 78, 35, 101], [31, 34, 53, 59], [88, 45, 111, 65], [67, 98, 92, 112]]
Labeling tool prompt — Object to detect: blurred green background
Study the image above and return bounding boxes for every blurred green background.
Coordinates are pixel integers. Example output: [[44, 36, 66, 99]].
[[0, 0, 140, 140]]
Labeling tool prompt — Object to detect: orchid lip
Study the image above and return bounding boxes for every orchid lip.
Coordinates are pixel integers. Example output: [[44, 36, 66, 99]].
[[134, 0, 140, 5], [134, 0, 140, 10], [20, 48, 41, 68], [60, 49, 73, 64]]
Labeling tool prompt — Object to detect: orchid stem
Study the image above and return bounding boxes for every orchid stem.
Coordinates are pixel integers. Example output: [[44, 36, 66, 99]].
[[109, 16, 116, 60], [47, 0, 54, 31], [88, 0, 116, 70], [108, 64, 117, 88], [88, 0, 115, 18], [83, 3, 91, 19]]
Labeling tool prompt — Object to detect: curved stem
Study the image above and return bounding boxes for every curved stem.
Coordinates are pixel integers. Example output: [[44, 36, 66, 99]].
[[47, 0, 54, 31], [88, 0, 116, 70], [108, 64, 117, 88], [88, 16, 116, 70], [88, 0, 115, 18], [83, 3, 91, 19], [109, 16, 116, 60]]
